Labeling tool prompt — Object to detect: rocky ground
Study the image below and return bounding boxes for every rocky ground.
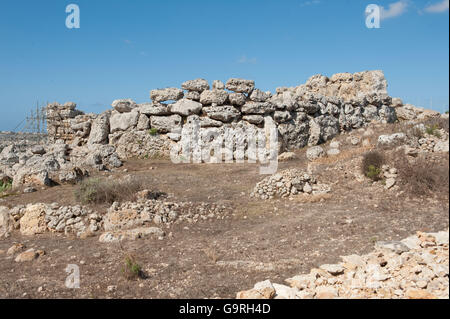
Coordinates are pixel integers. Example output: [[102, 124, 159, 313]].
[[237, 230, 449, 299], [0, 117, 449, 299]]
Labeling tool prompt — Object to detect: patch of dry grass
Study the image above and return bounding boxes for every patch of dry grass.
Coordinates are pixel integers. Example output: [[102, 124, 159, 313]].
[[314, 145, 373, 166], [395, 153, 449, 197], [74, 176, 159, 205], [291, 193, 332, 204]]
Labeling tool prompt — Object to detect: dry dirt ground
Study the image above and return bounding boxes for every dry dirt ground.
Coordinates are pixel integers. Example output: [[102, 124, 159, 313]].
[[0, 129, 449, 299]]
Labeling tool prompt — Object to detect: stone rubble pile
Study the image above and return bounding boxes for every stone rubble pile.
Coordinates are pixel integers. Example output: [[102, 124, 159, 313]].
[[250, 169, 330, 200], [237, 230, 449, 299], [378, 121, 449, 155], [0, 139, 122, 189], [2, 203, 100, 238], [381, 165, 398, 190]]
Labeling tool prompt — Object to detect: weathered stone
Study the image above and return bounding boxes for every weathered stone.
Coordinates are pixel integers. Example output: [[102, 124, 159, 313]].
[[185, 91, 200, 101], [405, 289, 437, 299], [226, 78, 255, 94], [434, 140, 449, 153], [150, 115, 182, 133], [278, 152, 296, 162], [138, 103, 172, 116], [315, 286, 338, 299], [212, 80, 225, 90], [241, 102, 275, 115], [0, 206, 12, 237], [320, 264, 345, 276], [375, 241, 410, 254], [136, 114, 150, 130], [385, 178, 396, 189], [250, 89, 270, 102], [19, 204, 48, 236], [30, 145, 46, 155], [202, 106, 241, 123], [306, 146, 325, 161], [391, 97, 403, 107], [278, 113, 310, 150], [7, 243, 25, 255], [377, 133, 406, 148], [99, 227, 164, 242], [242, 115, 264, 125], [170, 99, 203, 116], [87, 113, 110, 144], [110, 110, 140, 133], [15, 248, 40, 262], [237, 280, 276, 299], [181, 79, 210, 92], [111, 99, 137, 113], [199, 90, 229, 106], [274, 111, 292, 123], [150, 88, 184, 102], [228, 93, 247, 106], [103, 209, 142, 231]]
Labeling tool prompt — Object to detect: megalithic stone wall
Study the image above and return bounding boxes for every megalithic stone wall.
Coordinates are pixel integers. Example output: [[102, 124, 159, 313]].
[[45, 70, 416, 161]]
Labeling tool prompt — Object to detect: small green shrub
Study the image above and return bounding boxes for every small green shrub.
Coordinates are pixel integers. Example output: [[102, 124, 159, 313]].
[[424, 117, 449, 133], [122, 255, 144, 280], [425, 124, 441, 138], [148, 128, 158, 136], [362, 151, 385, 181], [366, 165, 382, 181], [0, 180, 12, 193]]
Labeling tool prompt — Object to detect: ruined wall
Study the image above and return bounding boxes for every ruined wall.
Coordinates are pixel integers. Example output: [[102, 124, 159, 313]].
[[44, 70, 408, 161], [46, 102, 89, 144]]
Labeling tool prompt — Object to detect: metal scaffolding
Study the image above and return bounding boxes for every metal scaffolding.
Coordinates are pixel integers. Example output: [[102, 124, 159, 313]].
[[13, 101, 48, 133]]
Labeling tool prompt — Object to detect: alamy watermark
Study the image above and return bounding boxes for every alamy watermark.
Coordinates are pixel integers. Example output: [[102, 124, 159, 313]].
[[66, 4, 80, 29], [366, 4, 381, 29], [169, 118, 279, 175], [65, 264, 80, 288]]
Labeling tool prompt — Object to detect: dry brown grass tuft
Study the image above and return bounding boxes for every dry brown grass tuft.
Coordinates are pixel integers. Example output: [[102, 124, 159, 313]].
[[74, 176, 161, 205], [314, 145, 373, 166], [395, 154, 449, 197], [203, 247, 220, 264], [291, 193, 332, 204]]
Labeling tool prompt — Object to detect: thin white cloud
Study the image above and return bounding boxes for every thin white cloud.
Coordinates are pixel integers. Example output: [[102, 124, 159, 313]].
[[237, 55, 257, 64], [424, 0, 449, 13], [124, 39, 132, 45], [380, 1, 409, 20]]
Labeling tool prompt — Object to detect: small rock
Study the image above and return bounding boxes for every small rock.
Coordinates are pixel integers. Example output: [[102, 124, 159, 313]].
[[320, 264, 345, 276]]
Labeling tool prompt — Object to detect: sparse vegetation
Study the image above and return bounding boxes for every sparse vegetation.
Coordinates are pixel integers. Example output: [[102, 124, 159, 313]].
[[424, 117, 449, 134], [148, 128, 158, 136], [408, 125, 425, 139], [362, 151, 385, 181], [74, 176, 156, 205], [121, 255, 145, 280], [0, 180, 12, 193], [396, 154, 449, 196], [425, 124, 441, 138], [203, 247, 220, 264]]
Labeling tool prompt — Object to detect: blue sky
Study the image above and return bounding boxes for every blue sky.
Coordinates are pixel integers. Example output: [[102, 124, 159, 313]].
[[0, 0, 448, 131]]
